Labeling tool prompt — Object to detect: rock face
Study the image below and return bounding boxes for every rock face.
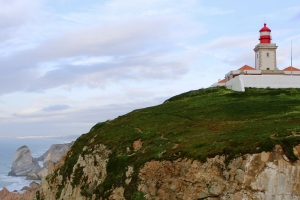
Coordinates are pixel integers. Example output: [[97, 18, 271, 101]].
[[21, 181, 39, 192], [37, 144, 111, 200], [0, 182, 39, 200], [8, 143, 73, 180], [37, 144, 300, 200], [139, 145, 300, 200], [8, 146, 41, 176], [36, 143, 73, 179], [1, 143, 73, 200], [26, 172, 40, 180], [41, 143, 73, 167]]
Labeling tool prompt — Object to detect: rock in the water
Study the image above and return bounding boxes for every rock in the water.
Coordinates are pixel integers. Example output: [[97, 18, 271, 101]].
[[26, 173, 39, 180], [8, 146, 42, 176], [20, 182, 40, 192], [21, 186, 30, 191]]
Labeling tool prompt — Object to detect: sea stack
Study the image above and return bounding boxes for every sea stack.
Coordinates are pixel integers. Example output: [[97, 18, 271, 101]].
[[8, 146, 41, 176]]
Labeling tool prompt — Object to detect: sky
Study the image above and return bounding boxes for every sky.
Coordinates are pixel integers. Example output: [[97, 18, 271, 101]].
[[0, 0, 300, 137]]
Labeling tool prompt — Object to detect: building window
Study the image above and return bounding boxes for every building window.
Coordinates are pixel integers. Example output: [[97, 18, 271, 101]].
[[257, 54, 258, 58], [267, 68, 270, 70], [267, 52, 269, 57]]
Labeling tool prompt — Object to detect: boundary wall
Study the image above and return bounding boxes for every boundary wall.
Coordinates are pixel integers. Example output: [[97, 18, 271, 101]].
[[226, 75, 300, 92]]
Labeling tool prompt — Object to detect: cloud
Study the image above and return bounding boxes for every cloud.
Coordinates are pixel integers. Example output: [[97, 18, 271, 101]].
[[289, 7, 300, 21], [222, 52, 254, 67], [0, 0, 46, 42], [0, 0, 214, 97], [199, 34, 258, 69], [42, 104, 70, 112], [0, 1, 38, 27], [0, 17, 198, 95], [204, 35, 256, 50], [1, 99, 161, 136]]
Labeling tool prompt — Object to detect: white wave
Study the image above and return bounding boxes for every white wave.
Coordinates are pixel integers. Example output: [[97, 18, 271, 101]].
[[32, 149, 49, 158], [0, 134, 80, 140], [38, 161, 44, 167], [16, 135, 65, 139], [0, 175, 40, 192]]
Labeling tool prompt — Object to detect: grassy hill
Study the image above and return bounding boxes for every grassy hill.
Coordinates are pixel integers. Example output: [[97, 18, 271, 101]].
[[50, 87, 300, 199]]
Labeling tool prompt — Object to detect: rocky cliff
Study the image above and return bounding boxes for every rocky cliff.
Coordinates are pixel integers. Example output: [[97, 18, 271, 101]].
[[35, 88, 300, 199], [37, 143, 73, 179], [0, 181, 39, 200], [36, 143, 300, 200], [8, 143, 73, 180], [0, 143, 73, 200], [8, 146, 41, 176], [38, 143, 73, 167], [37, 144, 110, 200], [9, 88, 300, 199]]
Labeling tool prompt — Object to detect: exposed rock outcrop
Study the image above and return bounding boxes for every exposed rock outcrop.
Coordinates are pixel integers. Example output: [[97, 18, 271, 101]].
[[26, 172, 40, 180], [139, 145, 300, 200], [38, 143, 73, 167], [37, 167, 48, 179], [8, 143, 73, 181], [36, 143, 73, 179], [1, 143, 73, 199], [0, 182, 39, 200], [21, 181, 39, 192], [133, 139, 142, 151], [37, 144, 300, 200], [8, 146, 41, 176], [37, 144, 111, 200]]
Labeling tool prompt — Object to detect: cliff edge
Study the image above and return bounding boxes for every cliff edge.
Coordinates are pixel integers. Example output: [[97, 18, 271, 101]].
[[33, 87, 300, 199], [37, 144, 300, 199]]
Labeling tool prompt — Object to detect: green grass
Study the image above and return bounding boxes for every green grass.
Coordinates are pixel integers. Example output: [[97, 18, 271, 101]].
[[48, 87, 300, 199]]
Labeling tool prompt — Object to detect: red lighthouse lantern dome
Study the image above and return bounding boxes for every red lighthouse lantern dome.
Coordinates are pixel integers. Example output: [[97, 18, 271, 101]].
[[259, 23, 271, 43]]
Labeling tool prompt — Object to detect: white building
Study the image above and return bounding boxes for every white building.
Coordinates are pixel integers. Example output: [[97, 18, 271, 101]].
[[224, 23, 300, 92], [254, 23, 277, 70]]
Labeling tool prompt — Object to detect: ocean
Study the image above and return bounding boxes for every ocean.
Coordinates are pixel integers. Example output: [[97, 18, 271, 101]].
[[0, 135, 79, 192]]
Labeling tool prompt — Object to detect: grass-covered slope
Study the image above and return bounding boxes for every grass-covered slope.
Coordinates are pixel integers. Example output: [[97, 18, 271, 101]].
[[90, 87, 300, 161], [50, 87, 300, 199]]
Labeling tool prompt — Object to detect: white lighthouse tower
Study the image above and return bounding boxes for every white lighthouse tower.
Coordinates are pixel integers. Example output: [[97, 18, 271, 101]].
[[223, 23, 300, 92], [254, 23, 278, 70]]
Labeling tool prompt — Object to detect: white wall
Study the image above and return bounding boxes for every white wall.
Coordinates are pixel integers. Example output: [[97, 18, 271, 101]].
[[226, 75, 300, 92], [254, 44, 277, 70], [255, 52, 259, 70], [284, 71, 300, 75], [260, 49, 276, 70]]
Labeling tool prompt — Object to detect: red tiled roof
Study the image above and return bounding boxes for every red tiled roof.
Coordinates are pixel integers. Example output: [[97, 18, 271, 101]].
[[238, 65, 255, 70], [218, 79, 226, 83], [283, 66, 300, 71]]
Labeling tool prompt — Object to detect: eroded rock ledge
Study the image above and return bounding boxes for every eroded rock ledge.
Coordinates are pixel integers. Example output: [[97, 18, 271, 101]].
[[36, 144, 300, 200], [139, 145, 300, 200], [0, 182, 39, 200]]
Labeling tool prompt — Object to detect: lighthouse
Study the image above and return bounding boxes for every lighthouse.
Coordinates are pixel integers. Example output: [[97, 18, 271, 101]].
[[222, 23, 300, 92], [254, 23, 278, 70]]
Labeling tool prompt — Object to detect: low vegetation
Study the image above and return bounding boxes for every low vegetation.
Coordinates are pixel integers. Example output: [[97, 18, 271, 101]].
[[49, 87, 300, 199]]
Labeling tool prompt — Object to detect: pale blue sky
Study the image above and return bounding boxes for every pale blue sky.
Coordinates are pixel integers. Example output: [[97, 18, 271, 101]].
[[0, 0, 299, 137]]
